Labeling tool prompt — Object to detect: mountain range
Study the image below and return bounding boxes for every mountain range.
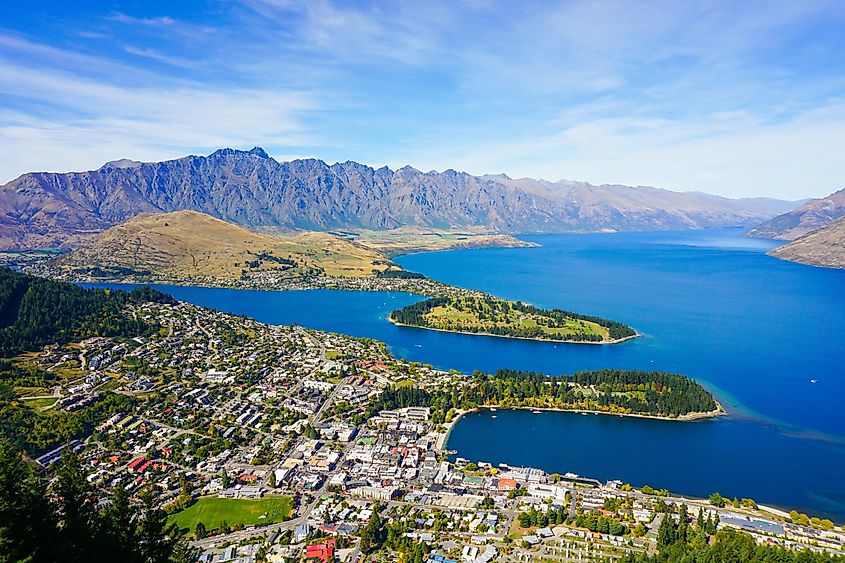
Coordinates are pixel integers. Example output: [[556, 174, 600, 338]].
[[0, 147, 801, 250]]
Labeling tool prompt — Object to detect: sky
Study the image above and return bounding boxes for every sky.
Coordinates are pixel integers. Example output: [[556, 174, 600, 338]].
[[1, 1, 844, 199]]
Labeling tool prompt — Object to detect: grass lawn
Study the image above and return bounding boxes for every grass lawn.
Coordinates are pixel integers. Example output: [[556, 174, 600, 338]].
[[394, 379, 416, 388], [20, 396, 59, 410], [168, 495, 293, 533], [424, 298, 610, 341]]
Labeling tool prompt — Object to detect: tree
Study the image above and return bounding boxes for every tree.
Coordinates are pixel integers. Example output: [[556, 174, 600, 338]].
[[53, 452, 99, 562], [0, 441, 197, 563], [708, 492, 726, 507], [100, 486, 138, 561], [136, 490, 196, 563], [657, 514, 676, 547], [0, 439, 57, 563], [676, 504, 689, 543], [194, 522, 207, 540], [360, 511, 387, 554]]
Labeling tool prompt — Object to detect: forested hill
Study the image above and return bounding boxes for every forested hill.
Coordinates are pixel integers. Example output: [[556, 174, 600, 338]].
[[371, 369, 718, 421], [0, 268, 174, 358]]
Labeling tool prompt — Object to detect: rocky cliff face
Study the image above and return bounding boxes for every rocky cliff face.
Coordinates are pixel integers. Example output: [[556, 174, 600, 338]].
[[0, 147, 800, 250], [746, 187, 845, 241]]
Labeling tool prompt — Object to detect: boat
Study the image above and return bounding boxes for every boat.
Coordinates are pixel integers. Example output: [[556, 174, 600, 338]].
[[489, 407, 497, 412], [580, 412, 588, 416], [532, 410, 542, 414], [491, 415, 497, 419], [810, 379, 818, 384]]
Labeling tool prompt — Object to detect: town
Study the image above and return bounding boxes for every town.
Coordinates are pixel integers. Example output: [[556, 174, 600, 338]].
[[19, 300, 845, 562]]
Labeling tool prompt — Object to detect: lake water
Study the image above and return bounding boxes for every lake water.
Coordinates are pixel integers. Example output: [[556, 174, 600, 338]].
[[89, 229, 845, 519]]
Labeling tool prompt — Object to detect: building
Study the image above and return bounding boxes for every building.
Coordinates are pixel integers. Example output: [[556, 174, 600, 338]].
[[497, 478, 518, 491], [294, 523, 312, 544], [305, 538, 335, 563], [352, 486, 398, 502]]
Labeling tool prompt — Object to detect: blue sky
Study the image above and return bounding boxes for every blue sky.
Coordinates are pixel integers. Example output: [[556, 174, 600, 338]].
[[1, 1, 843, 199]]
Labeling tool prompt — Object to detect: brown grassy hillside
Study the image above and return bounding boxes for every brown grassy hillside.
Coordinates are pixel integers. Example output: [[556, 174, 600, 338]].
[[53, 210, 392, 279]]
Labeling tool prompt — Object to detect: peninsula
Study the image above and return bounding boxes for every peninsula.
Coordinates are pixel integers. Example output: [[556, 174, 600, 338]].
[[372, 368, 721, 425], [389, 295, 638, 343]]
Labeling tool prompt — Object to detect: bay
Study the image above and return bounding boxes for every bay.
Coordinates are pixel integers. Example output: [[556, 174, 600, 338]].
[[86, 229, 845, 519]]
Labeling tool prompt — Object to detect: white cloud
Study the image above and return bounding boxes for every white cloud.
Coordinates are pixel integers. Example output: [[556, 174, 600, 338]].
[[0, 0, 843, 200], [122, 46, 195, 68], [392, 102, 845, 199], [106, 12, 176, 27], [0, 56, 318, 182]]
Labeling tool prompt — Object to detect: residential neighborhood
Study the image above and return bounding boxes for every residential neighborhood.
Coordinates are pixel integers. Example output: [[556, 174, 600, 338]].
[[17, 301, 845, 562]]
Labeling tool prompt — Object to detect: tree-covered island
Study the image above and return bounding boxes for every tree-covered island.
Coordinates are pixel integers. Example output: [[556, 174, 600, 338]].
[[389, 295, 638, 343]]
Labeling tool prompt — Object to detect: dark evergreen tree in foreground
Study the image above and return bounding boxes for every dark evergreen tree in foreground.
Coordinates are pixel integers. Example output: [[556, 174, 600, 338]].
[[0, 440, 197, 563]]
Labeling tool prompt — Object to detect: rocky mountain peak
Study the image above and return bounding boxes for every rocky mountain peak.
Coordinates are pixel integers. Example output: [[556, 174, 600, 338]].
[[248, 146, 270, 158], [100, 158, 142, 170]]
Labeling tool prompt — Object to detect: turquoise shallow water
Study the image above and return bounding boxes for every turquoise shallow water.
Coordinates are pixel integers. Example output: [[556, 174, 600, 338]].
[[87, 229, 845, 519]]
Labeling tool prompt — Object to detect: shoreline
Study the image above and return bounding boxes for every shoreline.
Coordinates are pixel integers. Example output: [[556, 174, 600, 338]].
[[389, 317, 641, 345], [437, 409, 469, 450], [439, 401, 727, 450]]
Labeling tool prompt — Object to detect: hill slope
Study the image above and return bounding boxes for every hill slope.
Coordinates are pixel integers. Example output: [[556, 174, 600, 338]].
[[51, 210, 392, 280], [769, 216, 845, 269], [0, 147, 799, 250], [746, 187, 845, 241], [0, 267, 172, 358]]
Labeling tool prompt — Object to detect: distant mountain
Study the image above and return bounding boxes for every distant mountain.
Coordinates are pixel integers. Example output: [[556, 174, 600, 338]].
[[52, 210, 391, 280], [0, 147, 801, 250], [746, 187, 845, 241], [769, 216, 845, 269]]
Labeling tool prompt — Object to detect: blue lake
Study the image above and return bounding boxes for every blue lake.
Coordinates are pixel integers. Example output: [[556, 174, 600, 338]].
[[88, 229, 845, 519]]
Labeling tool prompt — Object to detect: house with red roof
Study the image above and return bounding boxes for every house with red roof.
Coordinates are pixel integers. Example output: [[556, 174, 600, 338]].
[[305, 538, 335, 562], [497, 478, 518, 491]]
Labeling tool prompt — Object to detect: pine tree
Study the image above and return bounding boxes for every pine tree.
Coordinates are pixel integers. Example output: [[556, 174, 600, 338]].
[[657, 514, 676, 547], [100, 486, 138, 561], [0, 440, 57, 563], [136, 490, 196, 563], [53, 452, 99, 563]]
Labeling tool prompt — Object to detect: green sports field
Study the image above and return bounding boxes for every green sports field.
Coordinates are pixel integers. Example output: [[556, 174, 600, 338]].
[[168, 495, 293, 533]]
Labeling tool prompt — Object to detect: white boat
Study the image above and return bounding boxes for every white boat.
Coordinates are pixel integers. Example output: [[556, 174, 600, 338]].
[[810, 379, 818, 384], [532, 410, 542, 414], [489, 407, 497, 412], [491, 415, 497, 419]]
